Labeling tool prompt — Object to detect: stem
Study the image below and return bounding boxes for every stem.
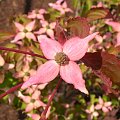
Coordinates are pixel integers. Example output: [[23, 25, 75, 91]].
[[40, 78, 62, 120], [0, 46, 47, 59], [0, 83, 23, 99]]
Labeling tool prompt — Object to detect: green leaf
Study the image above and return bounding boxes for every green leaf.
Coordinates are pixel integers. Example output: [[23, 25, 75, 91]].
[[86, 7, 112, 22], [0, 31, 14, 43]]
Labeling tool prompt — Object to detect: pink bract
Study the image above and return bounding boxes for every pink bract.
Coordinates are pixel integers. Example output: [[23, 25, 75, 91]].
[[12, 21, 36, 43], [17, 90, 46, 112], [49, 0, 73, 15], [35, 20, 56, 39], [28, 9, 46, 20], [95, 97, 112, 113], [21, 32, 98, 94], [86, 104, 99, 119]]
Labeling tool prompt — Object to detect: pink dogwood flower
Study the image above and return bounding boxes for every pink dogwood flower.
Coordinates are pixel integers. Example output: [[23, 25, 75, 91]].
[[14, 62, 36, 82], [28, 9, 46, 20], [35, 20, 56, 39], [12, 21, 36, 43], [95, 97, 112, 113], [49, 0, 73, 15], [17, 90, 45, 112], [86, 104, 99, 119], [21, 32, 98, 94], [105, 20, 120, 46]]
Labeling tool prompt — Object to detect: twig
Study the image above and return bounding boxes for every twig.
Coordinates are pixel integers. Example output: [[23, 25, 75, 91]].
[[40, 78, 62, 120], [0, 83, 23, 99], [0, 46, 47, 59]]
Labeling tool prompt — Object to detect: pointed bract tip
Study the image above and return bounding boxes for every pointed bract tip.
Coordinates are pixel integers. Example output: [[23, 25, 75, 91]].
[[81, 88, 89, 95]]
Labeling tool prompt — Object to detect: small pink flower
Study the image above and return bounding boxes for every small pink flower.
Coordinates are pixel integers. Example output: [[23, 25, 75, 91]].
[[28, 9, 46, 20], [86, 104, 99, 119], [30, 106, 50, 120], [17, 90, 46, 112], [12, 21, 36, 43], [49, 0, 73, 15], [95, 97, 112, 113], [105, 20, 120, 46], [14, 62, 36, 82], [22, 32, 98, 94], [35, 20, 56, 39]]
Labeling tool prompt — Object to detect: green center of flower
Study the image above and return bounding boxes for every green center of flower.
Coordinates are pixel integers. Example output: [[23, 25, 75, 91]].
[[55, 52, 69, 66], [31, 99, 35, 103], [23, 29, 28, 33], [35, 10, 39, 14]]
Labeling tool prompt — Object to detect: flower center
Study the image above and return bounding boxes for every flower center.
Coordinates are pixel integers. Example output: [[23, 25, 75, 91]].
[[55, 52, 69, 66], [23, 29, 28, 33], [35, 9, 39, 14], [31, 99, 35, 103]]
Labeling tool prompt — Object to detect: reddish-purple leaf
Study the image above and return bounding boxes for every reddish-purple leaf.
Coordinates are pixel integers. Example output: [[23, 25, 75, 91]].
[[67, 17, 90, 38], [100, 52, 120, 85], [92, 52, 120, 95], [94, 70, 119, 96], [82, 51, 120, 95], [55, 20, 67, 45], [81, 52, 102, 70]]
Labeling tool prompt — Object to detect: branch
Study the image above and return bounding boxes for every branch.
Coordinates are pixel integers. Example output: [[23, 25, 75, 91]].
[[0, 46, 47, 59], [40, 78, 62, 120], [0, 83, 23, 99]]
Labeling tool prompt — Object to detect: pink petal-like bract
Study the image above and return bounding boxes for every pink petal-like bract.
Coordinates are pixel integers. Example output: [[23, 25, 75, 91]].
[[62, 1, 67, 8], [31, 90, 41, 99], [95, 104, 102, 110], [0, 55, 5, 66], [46, 29, 54, 39], [35, 28, 46, 34], [26, 32, 36, 41], [25, 103, 34, 112], [14, 22, 24, 31], [22, 96, 31, 104], [116, 32, 120, 46], [104, 102, 112, 107], [105, 21, 120, 32], [31, 114, 40, 120], [60, 61, 88, 94], [63, 32, 98, 61], [38, 35, 62, 59], [28, 14, 36, 19], [102, 106, 109, 113], [25, 21, 35, 32], [49, 22, 56, 29], [34, 100, 45, 108], [99, 97, 104, 105], [37, 14, 44, 19], [92, 111, 99, 117], [12, 32, 25, 43], [21, 60, 59, 89]]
